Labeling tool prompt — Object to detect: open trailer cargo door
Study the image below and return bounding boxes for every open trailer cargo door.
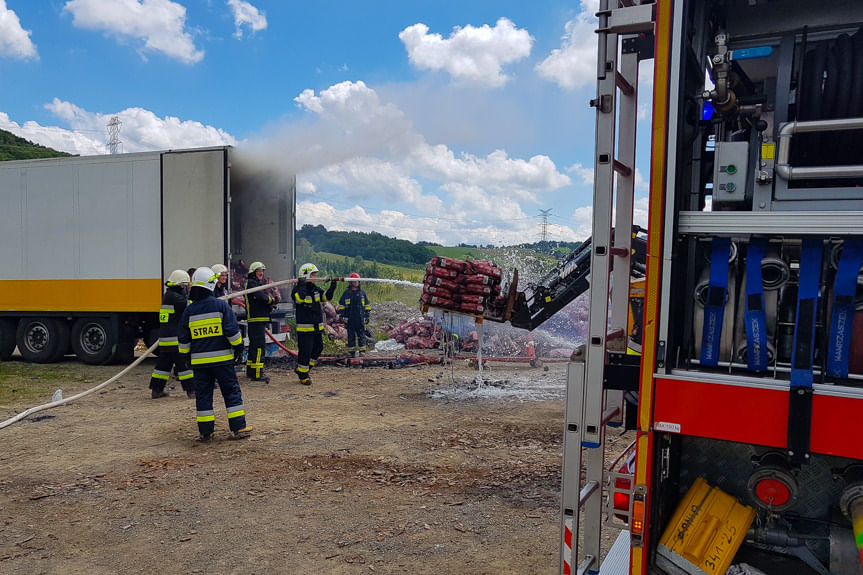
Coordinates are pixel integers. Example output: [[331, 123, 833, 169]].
[[161, 148, 228, 276]]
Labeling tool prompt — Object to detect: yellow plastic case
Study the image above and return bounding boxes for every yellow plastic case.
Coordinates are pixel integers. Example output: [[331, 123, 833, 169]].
[[656, 477, 756, 575]]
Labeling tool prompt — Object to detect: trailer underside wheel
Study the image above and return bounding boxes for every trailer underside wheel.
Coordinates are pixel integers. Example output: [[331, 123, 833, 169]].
[[0, 319, 18, 360], [15, 318, 70, 363], [71, 318, 117, 365]]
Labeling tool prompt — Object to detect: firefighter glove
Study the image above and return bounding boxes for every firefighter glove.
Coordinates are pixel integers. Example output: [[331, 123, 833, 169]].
[[234, 346, 244, 365]]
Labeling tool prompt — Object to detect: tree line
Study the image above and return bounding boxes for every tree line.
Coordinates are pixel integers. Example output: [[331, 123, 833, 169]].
[[297, 225, 434, 267]]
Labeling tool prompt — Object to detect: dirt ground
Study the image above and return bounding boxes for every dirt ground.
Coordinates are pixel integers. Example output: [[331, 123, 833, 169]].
[[0, 354, 629, 575]]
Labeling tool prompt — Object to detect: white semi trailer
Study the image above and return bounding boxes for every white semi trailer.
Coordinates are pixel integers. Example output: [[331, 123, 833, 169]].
[[0, 146, 296, 364]]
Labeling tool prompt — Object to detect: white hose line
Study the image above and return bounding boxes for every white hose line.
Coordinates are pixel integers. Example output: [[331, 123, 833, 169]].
[[0, 275, 422, 429], [0, 340, 158, 430]]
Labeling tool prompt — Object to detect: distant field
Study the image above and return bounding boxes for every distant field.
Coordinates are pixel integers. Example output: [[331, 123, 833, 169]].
[[427, 246, 486, 260]]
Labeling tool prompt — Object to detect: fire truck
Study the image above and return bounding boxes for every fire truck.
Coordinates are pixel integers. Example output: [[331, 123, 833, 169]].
[[563, 1, 863, 574]]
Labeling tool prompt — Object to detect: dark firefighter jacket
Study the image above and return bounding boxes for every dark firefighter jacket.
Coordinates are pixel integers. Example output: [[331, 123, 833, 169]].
[[244, 275, 274, 323], [158, 285, 188, 348], [291, 280, 336, 333], [178, 292, 244, 367], [338, 288, 371, 325]]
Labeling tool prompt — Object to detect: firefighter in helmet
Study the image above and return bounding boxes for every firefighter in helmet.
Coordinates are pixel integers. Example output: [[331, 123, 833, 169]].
[[337, 272, 371, 357], [211, 264, 229, 298], [244, 261, 278, 383], [178, 267, 252, 441], [291, 263, 337, 385], [149, 270, 195, 399]]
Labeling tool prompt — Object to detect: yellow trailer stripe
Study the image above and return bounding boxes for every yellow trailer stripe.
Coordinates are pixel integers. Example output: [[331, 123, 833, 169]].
[[0, 278, 162, 313]]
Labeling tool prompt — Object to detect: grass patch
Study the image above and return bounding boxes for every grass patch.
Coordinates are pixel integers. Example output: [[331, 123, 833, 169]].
[[427, 246, 486, 260], [0, 360, 90, 403]]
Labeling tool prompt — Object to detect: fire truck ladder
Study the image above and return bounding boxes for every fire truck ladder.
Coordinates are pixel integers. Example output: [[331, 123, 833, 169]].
[[559, 2, 654, 574]]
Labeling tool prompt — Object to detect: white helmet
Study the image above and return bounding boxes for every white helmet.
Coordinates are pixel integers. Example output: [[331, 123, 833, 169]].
[[249, 261, 266, 273], [191, 267, 217, 291], [211, 264, 228, 275], [299, 263, 319, 279], [167, 269, 190, 286]]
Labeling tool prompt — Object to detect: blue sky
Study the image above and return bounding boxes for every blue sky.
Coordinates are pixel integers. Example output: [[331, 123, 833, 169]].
[[0, 0, 652, 246]]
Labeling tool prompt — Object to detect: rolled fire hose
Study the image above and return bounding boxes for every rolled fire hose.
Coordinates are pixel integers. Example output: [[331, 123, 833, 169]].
[[0, 275, 398, 430]]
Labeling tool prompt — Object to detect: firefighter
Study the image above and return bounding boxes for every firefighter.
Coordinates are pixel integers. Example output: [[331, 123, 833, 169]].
[[212, 264, 229, 298], [291, 263, 337, 385], [244, 261, 278, 383], [149, 270, 195, 399], [178, 267, 252, 441], [338, 273, 371, 357]]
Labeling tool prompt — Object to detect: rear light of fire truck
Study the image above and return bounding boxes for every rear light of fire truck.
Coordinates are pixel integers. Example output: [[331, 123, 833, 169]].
[[630, 488, 646, 547]]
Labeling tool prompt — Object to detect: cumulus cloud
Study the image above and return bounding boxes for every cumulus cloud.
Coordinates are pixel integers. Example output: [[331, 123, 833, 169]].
[[399, 18, 532, 87], [227, 0, 266, 39], [0, 112, 106, 155], [44, 98, 237, 152], [536, 0, 598, 90], [0, 100, 236, 156], [566, 162, 594, 185], [0, 0, 37, 60], [297, 200, 446, 244], [410, 145, 569, 197], [312, 158, 444, 212], [570, 196, 650, 241], [257, 81, 570, 197], [63, 0, 204, 64]]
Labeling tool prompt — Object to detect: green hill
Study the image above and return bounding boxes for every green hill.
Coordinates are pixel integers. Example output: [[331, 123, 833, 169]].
[[0, 128, 72, 161], [297, 224, 434, 267]]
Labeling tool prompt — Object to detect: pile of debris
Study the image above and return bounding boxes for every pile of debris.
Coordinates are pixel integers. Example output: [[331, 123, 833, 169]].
[[420, 257, 507, 317], [388, 317, 443, 349], [322, 302, 348, 340]]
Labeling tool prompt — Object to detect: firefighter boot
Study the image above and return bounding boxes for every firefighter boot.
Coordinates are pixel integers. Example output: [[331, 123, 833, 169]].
[[151, 388, 169, 399], [199, 432, 214, 443], [232, 425, 254, 439]]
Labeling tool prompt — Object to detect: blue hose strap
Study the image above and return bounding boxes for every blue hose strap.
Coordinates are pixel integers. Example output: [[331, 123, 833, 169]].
[[700, 237, 731, 367], [827, 239, 863, 378], [791, 239, 823, 387], [745, 238, 768, 372]]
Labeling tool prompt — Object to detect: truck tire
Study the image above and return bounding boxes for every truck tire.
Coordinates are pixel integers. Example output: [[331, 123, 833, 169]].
[[71, 318, 117, 365], [16, 318, 68, 363], [0, 319, 17, 360]]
